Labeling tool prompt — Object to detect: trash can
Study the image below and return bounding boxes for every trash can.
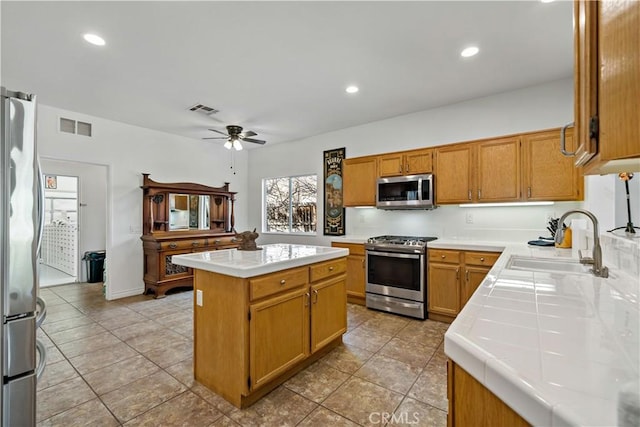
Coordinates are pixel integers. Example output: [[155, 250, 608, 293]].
[[83, 251, 106, 283]]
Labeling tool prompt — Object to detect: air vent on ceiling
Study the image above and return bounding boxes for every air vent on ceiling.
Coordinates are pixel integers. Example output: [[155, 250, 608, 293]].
[[189, 103, 219, 115], [59, 117, 92, 137]]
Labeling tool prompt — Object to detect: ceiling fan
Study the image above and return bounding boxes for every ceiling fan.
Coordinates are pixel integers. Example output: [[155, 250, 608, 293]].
[[203, 125, 266, 151]]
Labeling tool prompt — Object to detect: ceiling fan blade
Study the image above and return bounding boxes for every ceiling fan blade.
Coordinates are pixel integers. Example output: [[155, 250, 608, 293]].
[[242, 137, 266, 145], [241, 130, 257, 138], [202, 136, 228, 140], [208, 128, 229, 136]]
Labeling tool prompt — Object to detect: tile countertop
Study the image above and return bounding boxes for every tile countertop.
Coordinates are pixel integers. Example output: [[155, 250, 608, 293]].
[[171, 243, 349, 278], [442, 239, 640, 427]]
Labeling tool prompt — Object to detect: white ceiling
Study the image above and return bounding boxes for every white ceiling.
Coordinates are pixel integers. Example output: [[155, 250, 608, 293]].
[[1, 1, 573, 148]]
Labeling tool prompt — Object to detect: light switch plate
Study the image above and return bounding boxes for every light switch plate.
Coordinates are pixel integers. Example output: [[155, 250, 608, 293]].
[[196, 289, 203, 307]]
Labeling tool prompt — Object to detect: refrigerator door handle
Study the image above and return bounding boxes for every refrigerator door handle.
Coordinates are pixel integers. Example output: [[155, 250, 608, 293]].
[[36, 157, 45, 257], [35, 296, 46, 329], [35, 339, 47, 381]]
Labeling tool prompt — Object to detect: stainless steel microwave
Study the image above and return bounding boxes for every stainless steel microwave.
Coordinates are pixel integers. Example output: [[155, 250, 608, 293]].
[[376, 174, 435, 210]]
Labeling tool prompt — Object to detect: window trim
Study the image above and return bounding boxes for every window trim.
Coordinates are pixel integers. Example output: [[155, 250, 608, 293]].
[[262, 173, 318, 235]]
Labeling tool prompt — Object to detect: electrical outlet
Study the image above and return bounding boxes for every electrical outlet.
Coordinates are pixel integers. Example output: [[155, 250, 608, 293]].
[[196, 290, 203, 307], [466, 212, 474, 224]]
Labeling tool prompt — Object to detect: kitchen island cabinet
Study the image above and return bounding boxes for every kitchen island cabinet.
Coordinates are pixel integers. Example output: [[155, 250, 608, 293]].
[[172, 244, 348, 408]]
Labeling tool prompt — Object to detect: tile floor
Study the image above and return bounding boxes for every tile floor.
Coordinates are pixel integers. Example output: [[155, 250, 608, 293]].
[[37, 283, 449, 426], [39, 263, 77, 287]]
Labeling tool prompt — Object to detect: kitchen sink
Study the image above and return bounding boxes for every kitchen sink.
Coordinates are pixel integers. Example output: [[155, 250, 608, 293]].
[[506, 255, 592, 275]]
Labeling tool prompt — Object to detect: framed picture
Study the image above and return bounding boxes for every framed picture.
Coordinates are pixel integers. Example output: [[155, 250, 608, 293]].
[[45, 175, 57, 189], [323, 148, 345, 236]]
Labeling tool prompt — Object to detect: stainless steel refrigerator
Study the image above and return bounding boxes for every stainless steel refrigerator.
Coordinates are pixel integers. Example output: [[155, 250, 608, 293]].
[[1, 87, 47, 426]]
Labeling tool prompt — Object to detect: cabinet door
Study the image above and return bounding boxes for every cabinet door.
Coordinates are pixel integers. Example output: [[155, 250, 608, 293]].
[[161, 250, 191, 281], [343, 156, 377, 207], [522, 129, 582, 201], [405, 149, 433, 175], [249, 288, 309, 390], [427, 263, 460, 316], [573, 0, 599, 166], [599, 0, 640, 161], [345, 255, 365, 300], [435, 145, 473, 204], [378, 154, 404, 177], [310, 276, 347, 353], [462, 266, 490, 308], [476, 137, 520, 202]]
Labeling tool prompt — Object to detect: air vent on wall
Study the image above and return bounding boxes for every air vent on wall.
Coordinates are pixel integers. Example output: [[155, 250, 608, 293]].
[[59, 117, 92, 137], [189, 103, 219, 115]]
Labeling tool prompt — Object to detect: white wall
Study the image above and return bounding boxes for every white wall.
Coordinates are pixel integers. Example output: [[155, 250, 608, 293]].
[[248, 78, 591, 246], [37, 105, 249, 299]]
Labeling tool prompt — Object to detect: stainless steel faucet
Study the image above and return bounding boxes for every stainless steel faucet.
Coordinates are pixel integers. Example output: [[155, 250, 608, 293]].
[[555, 209, 609, 278]]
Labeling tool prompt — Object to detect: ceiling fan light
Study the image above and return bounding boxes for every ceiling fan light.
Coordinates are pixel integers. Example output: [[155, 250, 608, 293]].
[[233, 139, 243, 151], [223, 140, 232, 149]]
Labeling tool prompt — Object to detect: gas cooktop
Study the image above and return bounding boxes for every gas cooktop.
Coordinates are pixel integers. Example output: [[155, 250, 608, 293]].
[[365, 235, 437, 251]]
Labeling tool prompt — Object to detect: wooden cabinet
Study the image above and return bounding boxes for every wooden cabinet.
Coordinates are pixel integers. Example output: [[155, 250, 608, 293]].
[[448, 360, 530, 427], [194, 257, 347, 408], [574, 0, 640, 173], [428, 249, 499, 322], [378, 148, 433, 177], [521, 129, 583, 201], [343, 156, 377, 207], [331, 242, 366, 305], [140, 174, 238, 298], [435, 137, 519, 205], [434, 144, 474, 204]]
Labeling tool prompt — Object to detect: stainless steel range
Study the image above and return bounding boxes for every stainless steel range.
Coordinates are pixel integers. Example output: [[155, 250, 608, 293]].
[[365, 235, 437, 319]]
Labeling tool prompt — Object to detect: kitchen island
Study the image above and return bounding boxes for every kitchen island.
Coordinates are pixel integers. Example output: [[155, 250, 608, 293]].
[[172, 244, 349, 408]]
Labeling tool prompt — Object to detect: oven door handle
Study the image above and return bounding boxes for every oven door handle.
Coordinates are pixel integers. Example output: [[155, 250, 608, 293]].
[[366, 250, 421, 260], [395, 301, 423, 309]]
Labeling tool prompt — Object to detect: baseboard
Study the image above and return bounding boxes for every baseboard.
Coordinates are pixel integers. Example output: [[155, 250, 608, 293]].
[[106, 285, 145, 301]]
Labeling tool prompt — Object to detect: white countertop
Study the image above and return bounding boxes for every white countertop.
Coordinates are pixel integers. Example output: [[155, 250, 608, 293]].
[[444, 240, 639, 427], [171, 243, 349, 278]]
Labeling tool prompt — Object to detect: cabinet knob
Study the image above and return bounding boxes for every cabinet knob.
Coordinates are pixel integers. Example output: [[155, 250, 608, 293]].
[[480, 257, 485, 262], [441, 254, 446, 259], [169, 243, 177, 249], [280, 279, 286, 285], [329, 266, 334, 271], [192, 242, 200, 247], [468, 190, 472, 201], [527, 187, 532, 198], [214, 239, 221, 244]]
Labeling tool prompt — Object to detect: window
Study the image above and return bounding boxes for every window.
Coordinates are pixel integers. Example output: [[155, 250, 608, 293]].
[[263, 175, 317, 233]]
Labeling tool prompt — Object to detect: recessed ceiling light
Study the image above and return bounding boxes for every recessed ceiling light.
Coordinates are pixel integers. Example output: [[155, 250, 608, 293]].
[[460, 46, 479, 58], [345, 86, 359, 94], [83, 33, 106, 46]]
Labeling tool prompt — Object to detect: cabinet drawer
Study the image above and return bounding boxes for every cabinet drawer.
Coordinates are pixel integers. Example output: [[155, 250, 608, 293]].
[[464, 251, 500, 267], [429, 249, 461, 264], [250, 267, 308, 301], [160, 239, 207, 251], [331, 242, 365, 256], [309, 258, 347, 283]]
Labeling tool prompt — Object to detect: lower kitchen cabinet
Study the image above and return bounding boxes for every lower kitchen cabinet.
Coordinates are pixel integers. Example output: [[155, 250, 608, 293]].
[[448, 360, 530, 427], [331, 242, 366, 305], [428, 249, 499, 322], [194, 257, 347, 408]]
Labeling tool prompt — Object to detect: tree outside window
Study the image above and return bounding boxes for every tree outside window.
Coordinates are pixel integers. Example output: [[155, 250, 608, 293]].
[[263, 175, 317, 233]]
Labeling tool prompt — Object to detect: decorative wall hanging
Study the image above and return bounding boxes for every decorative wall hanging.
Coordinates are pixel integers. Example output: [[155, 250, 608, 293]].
[[45, 175, 57, 189], [323, 148, 345, 235]]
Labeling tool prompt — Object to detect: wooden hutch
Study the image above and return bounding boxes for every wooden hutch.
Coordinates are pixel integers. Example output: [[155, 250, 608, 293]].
[[141, 174, 239, 298]]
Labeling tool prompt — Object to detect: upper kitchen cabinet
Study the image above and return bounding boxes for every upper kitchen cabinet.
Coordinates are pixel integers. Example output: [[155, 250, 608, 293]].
[[435, 137, 520, 204], [572, 0, 640, 174], [435, 144, 474, 204], [343, 155, 377, 207], [378, 148, 433, 177], [522, 128, 583, 201]]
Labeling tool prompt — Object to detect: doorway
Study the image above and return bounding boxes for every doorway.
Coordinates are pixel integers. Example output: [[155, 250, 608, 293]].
[[40, 174, 79, 286], [38, 159, 108, 289]]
